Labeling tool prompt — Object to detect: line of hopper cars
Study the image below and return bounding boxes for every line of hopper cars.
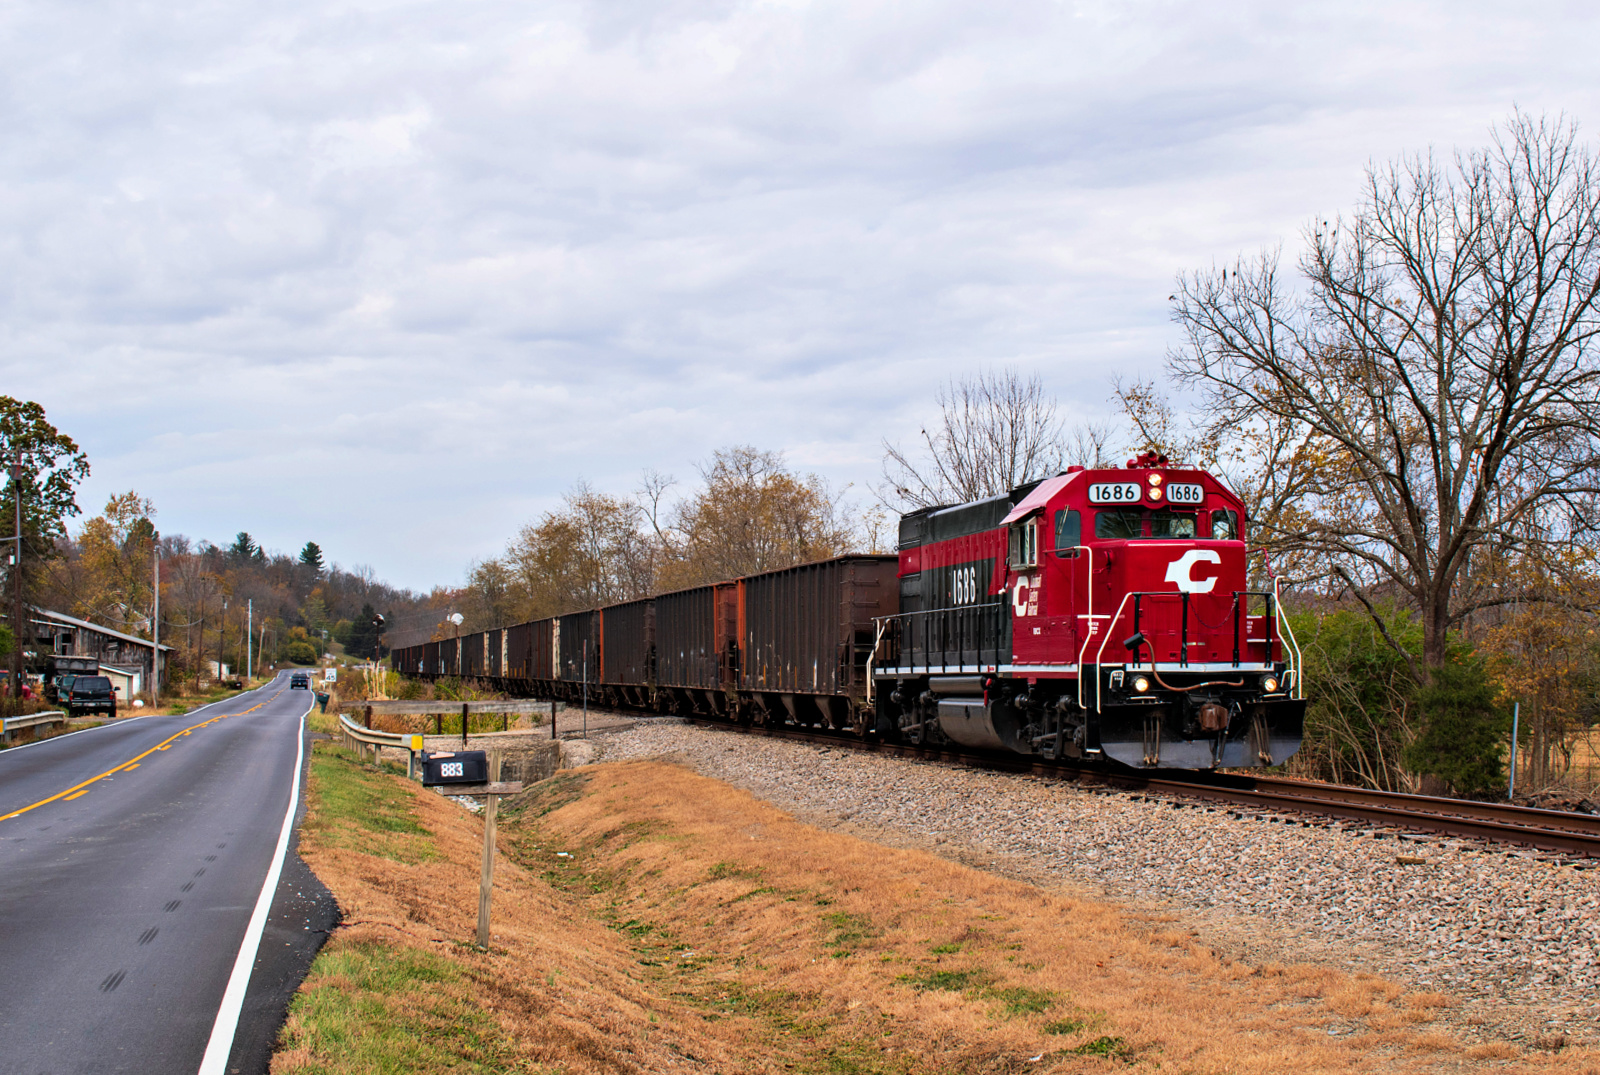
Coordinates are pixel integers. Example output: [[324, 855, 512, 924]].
[[394, 455, 1306, 770]]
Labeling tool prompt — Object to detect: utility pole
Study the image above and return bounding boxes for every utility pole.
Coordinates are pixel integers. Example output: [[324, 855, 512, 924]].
[[151, 540, 161, 706], [9, 451, 23, 715], [246, 598, 252, 681]]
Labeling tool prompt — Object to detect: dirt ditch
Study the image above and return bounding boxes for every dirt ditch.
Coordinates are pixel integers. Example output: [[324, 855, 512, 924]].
[[274, 744, 1599, 1073]]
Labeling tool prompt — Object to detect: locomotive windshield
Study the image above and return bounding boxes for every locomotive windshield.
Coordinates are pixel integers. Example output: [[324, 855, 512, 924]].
[[1149, 510, 1197, 538], [1092, 508, 1199, 540], [1094, 510, 1144, 539], [1211, 509, 1241, 540]]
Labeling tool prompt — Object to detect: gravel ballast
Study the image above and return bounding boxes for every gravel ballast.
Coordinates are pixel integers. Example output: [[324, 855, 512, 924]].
[[592, 718, 1599, 1048]]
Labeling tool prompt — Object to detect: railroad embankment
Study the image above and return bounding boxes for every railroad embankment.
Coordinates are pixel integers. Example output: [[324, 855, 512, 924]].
[[271, 733, 1580, 1074], [602, 720, 1600, 1056]]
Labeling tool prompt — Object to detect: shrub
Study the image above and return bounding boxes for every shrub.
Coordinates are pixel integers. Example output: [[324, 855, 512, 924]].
[[284, 640, 319, 666]]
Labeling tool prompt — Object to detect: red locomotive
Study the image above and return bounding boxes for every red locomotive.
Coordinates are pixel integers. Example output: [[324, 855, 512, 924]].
[[393, 453, 1303, 770], [877, 452, 1303, 768]]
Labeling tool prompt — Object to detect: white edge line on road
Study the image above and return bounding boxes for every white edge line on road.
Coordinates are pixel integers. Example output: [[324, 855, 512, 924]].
[[197, 694, 314, 1075], [0, 677, 281, 757]]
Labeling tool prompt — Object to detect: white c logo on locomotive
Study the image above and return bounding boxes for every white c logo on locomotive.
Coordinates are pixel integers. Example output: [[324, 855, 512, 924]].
[[1164, 549, 1222, 594]]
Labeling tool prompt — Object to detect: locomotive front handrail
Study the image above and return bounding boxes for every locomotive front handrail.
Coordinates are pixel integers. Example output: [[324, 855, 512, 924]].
[[1273, 574, 1305, 700], [1092, 591, 1138, 713]]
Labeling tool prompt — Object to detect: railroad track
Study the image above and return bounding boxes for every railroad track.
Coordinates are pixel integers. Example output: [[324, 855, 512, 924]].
[[681, 716, 1600, 860]]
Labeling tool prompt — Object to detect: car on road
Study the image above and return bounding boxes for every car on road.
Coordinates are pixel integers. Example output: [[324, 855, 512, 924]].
[[63, 675, 117, 718], [290, 673, 310, 690]]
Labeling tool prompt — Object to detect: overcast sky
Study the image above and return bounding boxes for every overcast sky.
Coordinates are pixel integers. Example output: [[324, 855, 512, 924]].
[[5, 0, 1598, 591]]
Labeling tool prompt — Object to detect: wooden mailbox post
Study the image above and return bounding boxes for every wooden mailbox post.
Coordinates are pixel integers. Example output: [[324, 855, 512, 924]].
[[345, 699, 539, 947]]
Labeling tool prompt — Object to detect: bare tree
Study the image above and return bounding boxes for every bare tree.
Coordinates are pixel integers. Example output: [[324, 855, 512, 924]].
[[662, 447, 851, 588], [1171, 111, 1600, 676], [1064, 420, 1117, 470], [881, 368, 1066, 509]]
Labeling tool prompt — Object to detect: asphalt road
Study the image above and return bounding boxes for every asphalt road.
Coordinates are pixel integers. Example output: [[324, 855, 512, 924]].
[[0, 673, 333, 1075]]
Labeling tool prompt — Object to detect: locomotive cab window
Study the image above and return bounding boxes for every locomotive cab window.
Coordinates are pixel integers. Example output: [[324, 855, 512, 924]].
[[1211, 509, 1242, 541], [1149, 510, 1197, 539], [1054, 509, 1081, 557], [1009, 519, 1039, 569], [1094, 509, 1144, 540]]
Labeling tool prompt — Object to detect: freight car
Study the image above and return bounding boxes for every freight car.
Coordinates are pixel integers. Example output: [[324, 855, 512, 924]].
[[393, 455, 1304, 770]]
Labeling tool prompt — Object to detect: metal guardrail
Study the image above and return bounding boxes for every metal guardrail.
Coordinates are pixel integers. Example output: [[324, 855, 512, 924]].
[[336, 713, 426, 776], [337, 711, 409, 747], [1, 711, 69, 740]]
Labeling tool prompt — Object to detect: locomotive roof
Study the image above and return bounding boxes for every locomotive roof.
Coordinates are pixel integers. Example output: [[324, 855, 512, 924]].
[[897, 465, 1242, 550], [897, 479, 1043, 550]]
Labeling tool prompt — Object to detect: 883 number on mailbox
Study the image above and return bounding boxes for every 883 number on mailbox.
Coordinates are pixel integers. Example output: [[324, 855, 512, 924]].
[[420, 750, 489, 786]]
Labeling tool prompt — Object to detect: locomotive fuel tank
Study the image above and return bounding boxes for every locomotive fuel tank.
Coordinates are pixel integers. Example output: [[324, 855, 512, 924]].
[[935, 696, 1028, 752]]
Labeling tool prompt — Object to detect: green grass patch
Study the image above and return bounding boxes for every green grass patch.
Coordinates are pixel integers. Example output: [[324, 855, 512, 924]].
[[900, 967, 992, 993], [724, 885, 779, 905], [1043, 1017, 1089, 1035], [708, 860, 766, 881], [824, 912, 879, 958], [1071, 1035, 1129, 1058], [303, 743, 437, 864], [984, 985, 1055, 1017], [277, 939, 544, 1073], [928, 942, 962, 955]]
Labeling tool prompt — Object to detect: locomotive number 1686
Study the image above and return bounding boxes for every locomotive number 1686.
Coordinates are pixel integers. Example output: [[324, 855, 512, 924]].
[[1087, 482, 1142, 504]]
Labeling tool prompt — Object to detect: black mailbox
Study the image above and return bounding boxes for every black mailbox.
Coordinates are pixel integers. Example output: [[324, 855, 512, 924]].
[[419, 750, 488, 786]]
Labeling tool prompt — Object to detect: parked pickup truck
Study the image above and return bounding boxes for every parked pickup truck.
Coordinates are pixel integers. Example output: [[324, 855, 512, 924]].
[[62, 675, 117, 718], [45, 656, 99, 705]]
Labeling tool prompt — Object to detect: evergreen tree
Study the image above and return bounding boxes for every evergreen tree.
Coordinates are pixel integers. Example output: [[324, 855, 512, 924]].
[[1402, 663, 1509, 797], [348, 603, 383, 659], [298, 541, 325, 575], [228, 532, 259, 562]]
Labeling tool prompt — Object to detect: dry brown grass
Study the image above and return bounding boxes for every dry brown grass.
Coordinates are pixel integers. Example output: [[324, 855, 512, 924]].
[[277, 752, 1600, 1074]]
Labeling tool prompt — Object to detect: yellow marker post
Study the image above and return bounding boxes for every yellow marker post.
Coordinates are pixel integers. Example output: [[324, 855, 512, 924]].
[[407, 735, 424, 780]]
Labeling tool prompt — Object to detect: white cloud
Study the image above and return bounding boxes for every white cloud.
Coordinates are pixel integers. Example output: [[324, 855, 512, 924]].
[[2, 0, 1598, 587]]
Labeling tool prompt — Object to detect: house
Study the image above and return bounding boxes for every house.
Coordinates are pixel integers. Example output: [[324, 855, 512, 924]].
[[100, 664, 143, 701], [21, 608, 173, 696]]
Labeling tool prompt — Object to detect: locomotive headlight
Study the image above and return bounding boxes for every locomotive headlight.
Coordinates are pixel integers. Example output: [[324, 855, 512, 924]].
[[1262, 675, 1280, 694], [1132, 675, 1151, 693], [1148, 473, 1162, 485]]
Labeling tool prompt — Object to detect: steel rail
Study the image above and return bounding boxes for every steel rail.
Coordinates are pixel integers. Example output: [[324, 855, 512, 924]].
[[1250, 777, 1600, 837], [682, 716, 1600, 859]]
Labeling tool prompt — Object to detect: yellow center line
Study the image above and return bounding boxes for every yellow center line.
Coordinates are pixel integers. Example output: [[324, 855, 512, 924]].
[[1, 694, 279, 822]]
